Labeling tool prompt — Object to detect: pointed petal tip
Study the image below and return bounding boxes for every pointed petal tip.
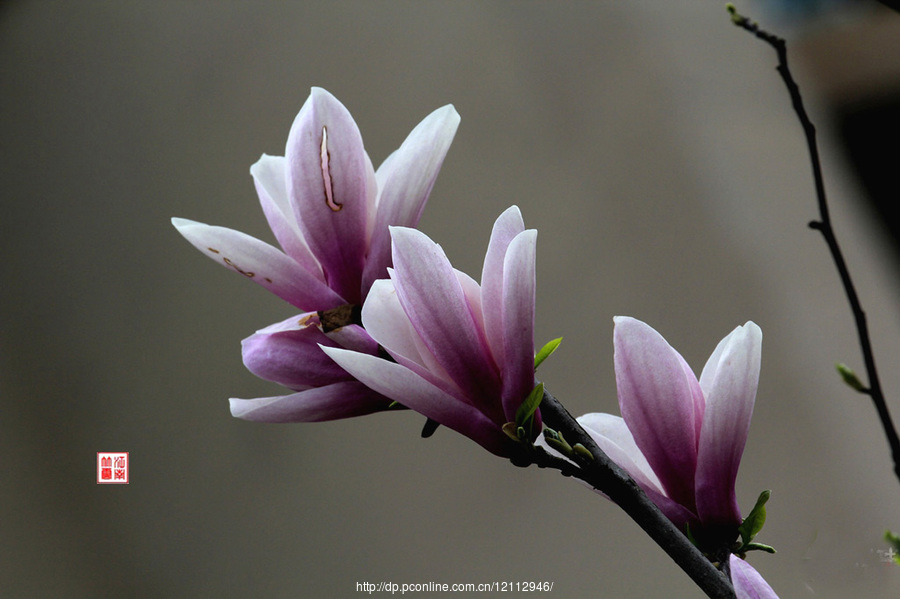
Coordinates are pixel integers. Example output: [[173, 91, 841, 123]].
[[171, 216, 196, 229]]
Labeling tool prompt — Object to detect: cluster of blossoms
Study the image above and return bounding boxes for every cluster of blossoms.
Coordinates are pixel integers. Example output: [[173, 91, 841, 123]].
[[173, 88, 777, 598]]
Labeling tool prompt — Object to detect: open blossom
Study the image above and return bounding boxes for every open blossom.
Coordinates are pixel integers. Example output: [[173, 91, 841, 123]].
[[574, 317, 762, 548], [172, 87, 460, 421], [323, 206, 539, 456]]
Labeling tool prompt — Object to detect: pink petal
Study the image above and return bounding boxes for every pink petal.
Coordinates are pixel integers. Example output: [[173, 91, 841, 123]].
[[480, 206, 526, 367], [361, 277, 461, 397], [730, 555, 779, 599], [500, 229, 538, 422], [613, 316, 700, 511], [390, 227, 502, 410], [578, 413, 697, 529], [695, 322, 762, 527], [362, 104, 461, 295], [241, 314, 352, 391], [171, 218, 344, 310], [285, 87, 375, 304], [250, 154, 323, 279], [229, 381, 392, 422], [322, 346, 509, 456]]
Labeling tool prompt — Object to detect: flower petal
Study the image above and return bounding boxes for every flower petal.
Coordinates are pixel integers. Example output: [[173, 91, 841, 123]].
[[362, 277, 458, 396], [229, 381, 391, 422], [480, 206, 526, 367], [695, 322, 762, 527], [322, 346, 509, 456], [389, 226, 502, 409], [500, 228, 538, 422], [362, 104, 461, 295], [285, 87, 375, 303], [730, 555, 779, 599], [171, 217, 344, 310], [613, 316, 700, 510], [250, 154, 323, 279], [578, 413, 697, 528], [241, 314, 352, 390]]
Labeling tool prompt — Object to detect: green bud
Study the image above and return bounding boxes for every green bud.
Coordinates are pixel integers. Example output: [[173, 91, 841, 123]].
[[502, 422, 521, 442], [542, 428, 572, 455], [836, 363, 868, 393], [571, 443, 594, 462]]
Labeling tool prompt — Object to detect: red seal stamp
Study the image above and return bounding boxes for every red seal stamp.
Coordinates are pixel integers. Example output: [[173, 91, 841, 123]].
[[97, 452, 129, 484]]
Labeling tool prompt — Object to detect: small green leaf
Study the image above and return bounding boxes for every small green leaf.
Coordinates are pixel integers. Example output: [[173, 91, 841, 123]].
[[534, 337, 563, 371], [743, 542, 776, 554], [738, 490, 771, 546], [836, 363, 868, 392], [514, 382, 544, 439]]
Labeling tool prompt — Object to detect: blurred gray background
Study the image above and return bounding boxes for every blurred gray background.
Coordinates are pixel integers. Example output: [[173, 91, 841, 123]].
[[3, 1, 900, 597]]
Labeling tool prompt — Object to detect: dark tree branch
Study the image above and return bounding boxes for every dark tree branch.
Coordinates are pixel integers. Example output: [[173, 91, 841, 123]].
[[530, 390, 736, 599], [728, 5, 900, 484]]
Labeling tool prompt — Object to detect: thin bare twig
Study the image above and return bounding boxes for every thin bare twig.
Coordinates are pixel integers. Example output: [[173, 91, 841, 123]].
[[728, 5, 900, 484]]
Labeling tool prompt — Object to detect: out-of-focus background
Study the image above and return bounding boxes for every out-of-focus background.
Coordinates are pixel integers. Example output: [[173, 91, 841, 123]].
[[3, 1, 900, 597]]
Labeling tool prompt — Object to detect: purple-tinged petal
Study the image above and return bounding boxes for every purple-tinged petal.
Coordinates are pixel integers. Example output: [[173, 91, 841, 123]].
[[730, 555, 779, 599], [614, 316, 700, 511], [578, 413, 697, 529], [579, 413, 663, 492], [480, 206, 526, 367], [171, 218, 344, 310], [325, 323, 380, 355], [696, 322, 762, 527], [323, 346, 509, 456], [500, 229, 538, 422], [361, 277, 464, 399], [241, 314, 350, 390], [362, 105, 461, 295], [285, 87, 374, 304], [229, 381, 391, 423], [390, 226, 502, 409], [250, 154, 323, 279], [362, 278, 429, 367]]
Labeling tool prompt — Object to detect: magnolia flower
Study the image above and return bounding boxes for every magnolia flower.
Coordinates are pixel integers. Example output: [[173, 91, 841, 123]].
[[575, 316, 762, 549], [172, 87, 460, 421], [730, 554, 779, 599], [323, 206, 539, 457]]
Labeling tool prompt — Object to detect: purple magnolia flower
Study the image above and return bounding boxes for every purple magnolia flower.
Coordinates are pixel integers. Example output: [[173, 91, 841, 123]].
[[322, 206, 539, 457], [172, 87, 460, 421], [730, 554, 779, 599], [575, 316, 762, 548]]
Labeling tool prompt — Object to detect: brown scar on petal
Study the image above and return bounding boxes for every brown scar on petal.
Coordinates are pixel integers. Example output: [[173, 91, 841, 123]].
[[207, 247, 220, 254], [320, 126, 342, 212], [223, 257, 255, 278]]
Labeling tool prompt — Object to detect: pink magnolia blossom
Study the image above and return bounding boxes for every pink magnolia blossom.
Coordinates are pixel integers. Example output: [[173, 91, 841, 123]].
[[172, 87, 459, 421], [323, 206, 539, 456], [730, 554, 779, 599], [576, 316, 762, 548]]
